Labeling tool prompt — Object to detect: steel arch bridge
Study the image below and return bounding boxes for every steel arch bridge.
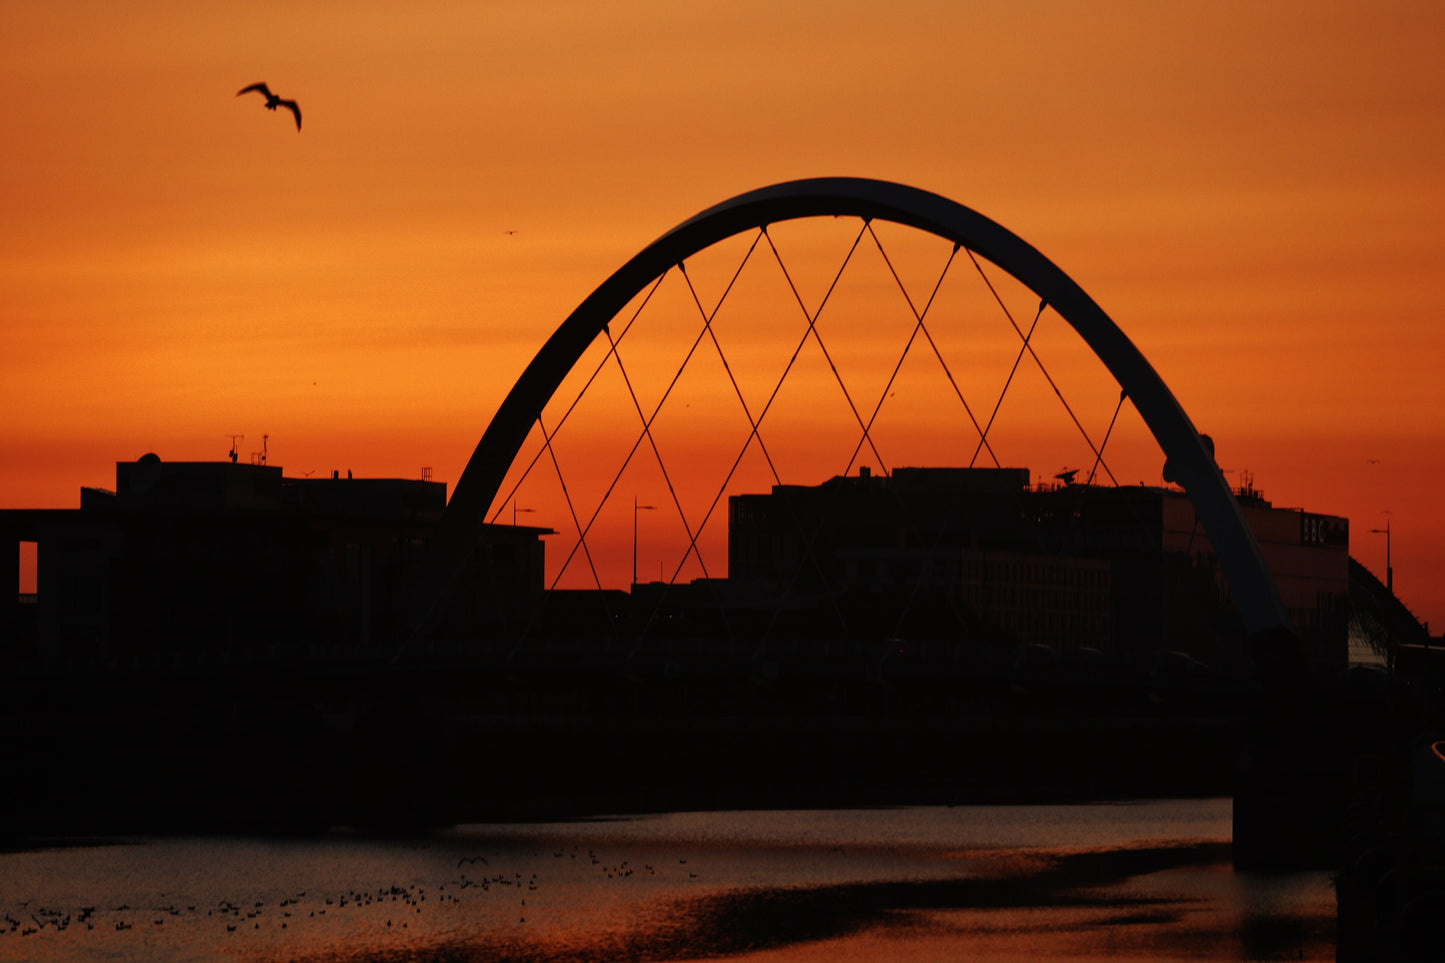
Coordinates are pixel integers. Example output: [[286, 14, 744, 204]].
[[416, 176, 1298, 670]]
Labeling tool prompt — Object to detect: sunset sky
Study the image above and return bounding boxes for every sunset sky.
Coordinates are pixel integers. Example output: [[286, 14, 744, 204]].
[[4, 2, 1445, 629]]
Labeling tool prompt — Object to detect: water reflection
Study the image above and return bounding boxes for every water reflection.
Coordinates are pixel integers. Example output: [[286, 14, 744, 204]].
[[1, 800, 1334, 963]]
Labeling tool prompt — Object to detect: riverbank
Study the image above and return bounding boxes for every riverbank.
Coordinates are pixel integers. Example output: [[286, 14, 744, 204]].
[[0, 801, 1337, 963]]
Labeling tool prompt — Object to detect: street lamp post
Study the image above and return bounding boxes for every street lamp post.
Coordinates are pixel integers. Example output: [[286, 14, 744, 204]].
[[1370, 515, 1392, 594], [633, 497, 657, 587]]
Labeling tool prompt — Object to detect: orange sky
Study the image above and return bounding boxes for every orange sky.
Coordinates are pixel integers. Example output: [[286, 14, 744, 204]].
[[4, 1, 1445, 629]]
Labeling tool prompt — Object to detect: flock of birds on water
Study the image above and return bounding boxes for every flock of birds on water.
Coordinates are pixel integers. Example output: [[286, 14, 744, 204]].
[[1, 843, 705, 949]]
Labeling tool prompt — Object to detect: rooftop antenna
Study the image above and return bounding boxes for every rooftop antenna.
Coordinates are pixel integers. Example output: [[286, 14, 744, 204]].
[[227, 433, 244, 464], [249, 434, 270, 466]]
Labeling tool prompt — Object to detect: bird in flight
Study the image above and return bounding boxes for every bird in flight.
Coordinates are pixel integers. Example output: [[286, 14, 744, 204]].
[[237, 82, 301, 131]]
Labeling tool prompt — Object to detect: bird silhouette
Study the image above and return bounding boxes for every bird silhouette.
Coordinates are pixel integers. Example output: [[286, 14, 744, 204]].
[[237, 82, 301, 131]]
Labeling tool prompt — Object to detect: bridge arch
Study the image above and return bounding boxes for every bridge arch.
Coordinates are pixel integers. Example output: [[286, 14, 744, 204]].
[[425, 177, 1292, 652]]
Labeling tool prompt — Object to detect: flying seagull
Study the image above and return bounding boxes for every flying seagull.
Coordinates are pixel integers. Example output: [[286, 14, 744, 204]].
[[237, 82, 301, 131]]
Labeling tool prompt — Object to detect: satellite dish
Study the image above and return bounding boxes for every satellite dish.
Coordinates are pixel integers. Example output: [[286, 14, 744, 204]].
[[131, 452, 162, 494]]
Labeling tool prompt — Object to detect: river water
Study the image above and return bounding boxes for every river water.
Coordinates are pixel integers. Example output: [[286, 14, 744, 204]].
[[1, 798, 1334, 962]]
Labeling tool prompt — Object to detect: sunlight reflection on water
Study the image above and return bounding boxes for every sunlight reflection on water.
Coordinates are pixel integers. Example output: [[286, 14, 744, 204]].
[[0, 799, 1334, 963]]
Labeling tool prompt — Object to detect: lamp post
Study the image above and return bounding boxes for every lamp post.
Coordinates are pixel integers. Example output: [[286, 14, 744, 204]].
[[633, 497, 657, 587], [1370, 515, 1392, 594]]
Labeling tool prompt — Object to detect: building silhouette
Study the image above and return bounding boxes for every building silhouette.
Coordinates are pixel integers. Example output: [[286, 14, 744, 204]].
[[3, 456, 1353, 680], [1, 453, 548, 672], [725, 466, 1350, 677]]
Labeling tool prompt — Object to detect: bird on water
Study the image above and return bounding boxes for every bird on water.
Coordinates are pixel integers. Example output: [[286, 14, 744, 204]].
[[237, 82, 301, 130]]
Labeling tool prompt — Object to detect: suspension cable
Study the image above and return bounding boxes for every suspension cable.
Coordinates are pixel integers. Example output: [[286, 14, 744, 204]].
[[535, 413, 607, 593], [763, 223, 889, 473], [658, 222, 872, 640], [971, 297, 1046, 468], [855, 227, 980, 639], [601, 323, 713, 583], [541, 237, 767, 596], [849, 227, 975, 474], [663, 256, 785, 568], [488, 271, 672, 525], [532, 228, 778, 612], [670, 255, 854, 643], [873, 243, 1002, 469], [678, 254, 781, 484], [1087, 389, 1129, 486], [965, 249, 1117, 485], [617, 246, 773, 648]]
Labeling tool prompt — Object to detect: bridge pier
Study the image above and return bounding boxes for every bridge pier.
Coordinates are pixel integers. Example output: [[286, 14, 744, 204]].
[[1232, 626, 1346, 871]]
